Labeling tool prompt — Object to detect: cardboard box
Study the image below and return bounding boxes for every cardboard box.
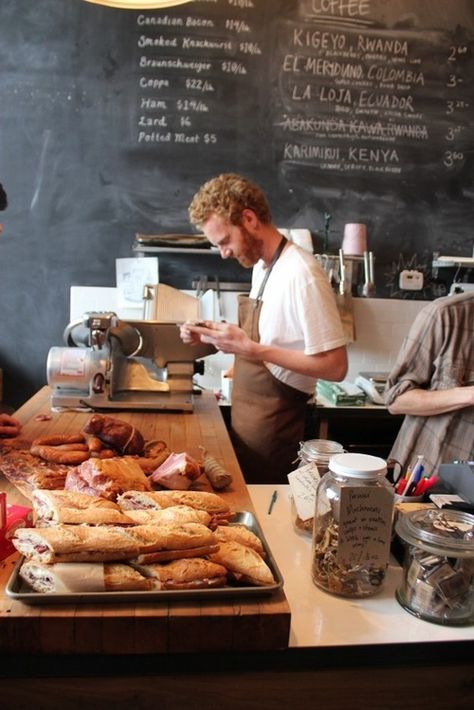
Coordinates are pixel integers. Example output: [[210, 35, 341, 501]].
[[0, 493, 33, 561]]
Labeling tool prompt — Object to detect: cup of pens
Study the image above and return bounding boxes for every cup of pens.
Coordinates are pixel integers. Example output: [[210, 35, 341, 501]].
[[392, 455, 438, 502]]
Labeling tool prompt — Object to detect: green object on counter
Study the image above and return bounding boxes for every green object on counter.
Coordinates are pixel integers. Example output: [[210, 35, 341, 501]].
[[317, 380, 367, 406]]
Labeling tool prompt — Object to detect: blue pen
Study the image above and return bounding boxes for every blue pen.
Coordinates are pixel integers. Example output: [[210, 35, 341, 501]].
[[406, 455, 424, 495]]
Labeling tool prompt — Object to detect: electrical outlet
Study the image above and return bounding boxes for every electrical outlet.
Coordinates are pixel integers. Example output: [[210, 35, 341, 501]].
[[399, 270, 424, 290]]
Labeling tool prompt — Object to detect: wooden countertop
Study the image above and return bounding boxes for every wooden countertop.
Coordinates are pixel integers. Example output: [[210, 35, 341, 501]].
[[0, 387, 290, 655]]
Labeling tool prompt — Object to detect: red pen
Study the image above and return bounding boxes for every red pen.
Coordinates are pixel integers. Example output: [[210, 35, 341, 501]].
[[396, 478, 408, 495], [412, 478, 426, 497], [421, 475, 439, 494]]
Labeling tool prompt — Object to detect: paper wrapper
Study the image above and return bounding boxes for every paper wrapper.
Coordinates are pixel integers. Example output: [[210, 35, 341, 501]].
[[0, 494, 33, 561], [20, 561, 107, 593]]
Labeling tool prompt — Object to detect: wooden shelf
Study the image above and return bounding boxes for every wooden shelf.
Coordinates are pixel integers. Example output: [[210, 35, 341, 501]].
[[132, 243, 217, 255]]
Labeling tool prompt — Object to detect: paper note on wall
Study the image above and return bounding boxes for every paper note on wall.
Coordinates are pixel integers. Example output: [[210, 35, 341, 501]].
[[116, 257, 159, 308]]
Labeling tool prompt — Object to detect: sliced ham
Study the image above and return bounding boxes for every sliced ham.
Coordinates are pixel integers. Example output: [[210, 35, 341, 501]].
[[65, 457, 151, 500], [149, 453, 203, 490]]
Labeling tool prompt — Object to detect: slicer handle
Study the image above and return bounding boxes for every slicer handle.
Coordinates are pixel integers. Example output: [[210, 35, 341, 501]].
[[92, 373, 105, 394]]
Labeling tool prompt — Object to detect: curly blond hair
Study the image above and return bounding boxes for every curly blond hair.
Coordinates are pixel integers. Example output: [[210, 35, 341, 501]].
[[188, 173, 272, 227]]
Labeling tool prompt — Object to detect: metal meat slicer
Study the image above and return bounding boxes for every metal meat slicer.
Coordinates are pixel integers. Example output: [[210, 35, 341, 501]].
[[47, 312, 214, 411]]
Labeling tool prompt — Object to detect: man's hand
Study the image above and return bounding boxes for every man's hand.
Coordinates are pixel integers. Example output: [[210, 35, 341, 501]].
[[180, 320, 256, 357], [0, 413, 22, 438]]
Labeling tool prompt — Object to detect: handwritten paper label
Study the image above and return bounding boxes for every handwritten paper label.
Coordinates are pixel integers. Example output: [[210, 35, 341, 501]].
[[116, 257, 159, 307], [287, 463, 320, 521], [337, 486, 393, 566]]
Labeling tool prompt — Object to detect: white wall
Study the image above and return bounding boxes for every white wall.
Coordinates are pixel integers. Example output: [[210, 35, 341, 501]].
[[346, 297, 428, 380]]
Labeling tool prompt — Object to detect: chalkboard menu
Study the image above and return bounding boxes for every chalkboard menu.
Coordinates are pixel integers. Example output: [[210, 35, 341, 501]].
[[0, 0, 473, 407]]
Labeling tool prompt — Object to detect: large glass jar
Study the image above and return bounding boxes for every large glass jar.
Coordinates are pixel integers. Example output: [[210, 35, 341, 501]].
[[311, 453, 394, 598], [395, 508, 474, 625]]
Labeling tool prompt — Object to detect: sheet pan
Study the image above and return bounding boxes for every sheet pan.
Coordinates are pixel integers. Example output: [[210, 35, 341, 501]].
[[6, 511, 284, 605]]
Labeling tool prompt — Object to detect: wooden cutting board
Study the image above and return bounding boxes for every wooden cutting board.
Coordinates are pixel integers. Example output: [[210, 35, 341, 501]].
[[0, 387, 291, 654]]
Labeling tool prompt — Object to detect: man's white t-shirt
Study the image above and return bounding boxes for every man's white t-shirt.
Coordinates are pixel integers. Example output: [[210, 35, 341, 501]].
[[249, 242, 346, 394]]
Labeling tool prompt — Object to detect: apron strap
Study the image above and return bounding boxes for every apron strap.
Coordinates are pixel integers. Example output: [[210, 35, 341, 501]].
[[254, 235, 287, 305]]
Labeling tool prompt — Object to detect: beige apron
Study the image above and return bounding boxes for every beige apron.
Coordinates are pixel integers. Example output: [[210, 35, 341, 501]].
[[230, 238, 310, 483]]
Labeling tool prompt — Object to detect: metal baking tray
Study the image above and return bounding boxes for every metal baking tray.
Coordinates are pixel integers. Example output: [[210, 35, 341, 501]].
[[5, 511, 284, 605]]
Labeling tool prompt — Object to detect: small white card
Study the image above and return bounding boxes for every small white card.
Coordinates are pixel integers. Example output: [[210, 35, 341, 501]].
[[429, 494, 465, 508], [287, 463, 320, 521]]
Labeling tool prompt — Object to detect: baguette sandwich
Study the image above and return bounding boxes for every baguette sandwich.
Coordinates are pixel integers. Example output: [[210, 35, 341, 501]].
[[12, 524, 142, 563], [12, 522, 218, 564], [123, 505, 211, 528], [32, 489, 136, 527], [19, 560, 154, 593], [131, 557, 228, 590], [117, 489, 233, 524], [214, 524, 265, 556], [208, 541, 276, 587]]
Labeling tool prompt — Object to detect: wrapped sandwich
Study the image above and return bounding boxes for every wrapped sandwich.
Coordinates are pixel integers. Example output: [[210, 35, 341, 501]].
[[19, 560, 154, 593]]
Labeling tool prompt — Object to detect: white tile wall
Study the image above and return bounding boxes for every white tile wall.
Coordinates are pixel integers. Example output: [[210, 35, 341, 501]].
[[346, 297, 429, 379]]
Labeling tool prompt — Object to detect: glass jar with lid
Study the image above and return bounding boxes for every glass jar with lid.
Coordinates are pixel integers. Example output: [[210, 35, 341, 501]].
[[311, 453, 394, 598], [297, 438, 344, 475], [290, 439, 344, 537], [395, 508, 474, 625]]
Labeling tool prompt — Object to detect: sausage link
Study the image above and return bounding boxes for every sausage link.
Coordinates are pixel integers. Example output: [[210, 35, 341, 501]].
[[85, 435, 104, 454], [32, 433, 85, 447], [30, 444, 90, 465]]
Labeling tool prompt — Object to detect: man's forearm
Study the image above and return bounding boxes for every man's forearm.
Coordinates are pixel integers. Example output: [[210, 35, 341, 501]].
[[255, 343, 348, 381], [388, 386, 474, 416]]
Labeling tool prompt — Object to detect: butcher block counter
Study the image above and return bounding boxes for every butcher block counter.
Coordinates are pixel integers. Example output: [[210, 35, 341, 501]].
[[0, 387, 290, 655], [1, 389, 473, 709]]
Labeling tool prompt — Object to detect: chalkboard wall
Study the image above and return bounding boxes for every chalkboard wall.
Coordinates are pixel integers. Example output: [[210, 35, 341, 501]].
[[0, 0, 473, 408]]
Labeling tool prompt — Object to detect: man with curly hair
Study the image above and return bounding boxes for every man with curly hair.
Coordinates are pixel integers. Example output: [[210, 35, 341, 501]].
[[180, 173, 347, 483]]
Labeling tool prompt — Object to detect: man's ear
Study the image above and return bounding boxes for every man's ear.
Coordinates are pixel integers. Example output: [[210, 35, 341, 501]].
[[241, 208, 258, 228]]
